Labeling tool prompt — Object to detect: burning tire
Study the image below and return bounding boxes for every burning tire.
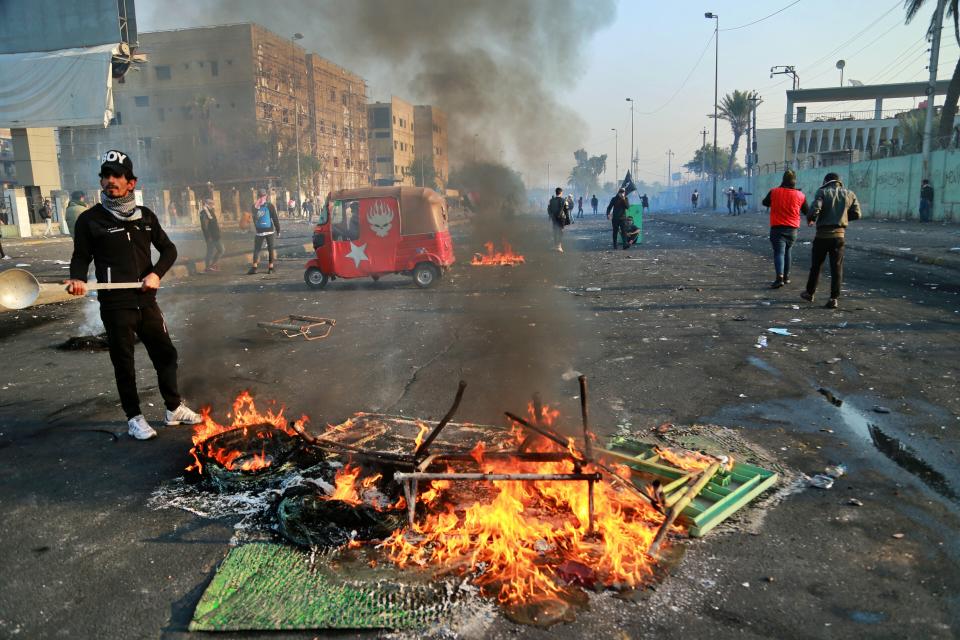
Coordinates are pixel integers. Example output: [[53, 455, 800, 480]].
[[194, 423, 302, 493], [412, 262, 439, 288], [304, 267, 328, 290], [276, 487, 405, 548]]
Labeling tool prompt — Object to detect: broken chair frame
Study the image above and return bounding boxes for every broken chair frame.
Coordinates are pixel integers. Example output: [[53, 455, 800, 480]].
[[257, 315, 336, 341]]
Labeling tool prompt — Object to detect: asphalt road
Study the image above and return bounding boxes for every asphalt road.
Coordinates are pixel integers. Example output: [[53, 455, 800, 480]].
[[0, 211, 958, 639]]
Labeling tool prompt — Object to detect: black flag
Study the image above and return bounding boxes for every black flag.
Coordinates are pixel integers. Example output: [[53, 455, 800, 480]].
[[620, 171, 637, 196]]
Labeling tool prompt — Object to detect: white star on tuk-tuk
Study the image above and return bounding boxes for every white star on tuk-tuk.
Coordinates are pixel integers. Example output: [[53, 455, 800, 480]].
[[345, 242, 369, 268]]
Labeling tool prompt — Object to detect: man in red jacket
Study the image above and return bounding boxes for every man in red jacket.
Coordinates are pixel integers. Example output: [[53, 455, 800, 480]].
[[762, 170, 808, 289]]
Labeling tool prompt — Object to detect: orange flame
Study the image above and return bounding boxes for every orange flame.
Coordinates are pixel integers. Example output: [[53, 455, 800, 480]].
[[330, 465, 363, 504], [384, 405, 667, 604], [186, 391, 304, 473], [471, 241, 525, 266], [656, 447, 731, 472]]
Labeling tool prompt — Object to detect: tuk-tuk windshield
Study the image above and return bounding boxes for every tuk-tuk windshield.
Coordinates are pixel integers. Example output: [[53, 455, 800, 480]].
[[331, 199, 360, 241], [315, 198, 329, 225]]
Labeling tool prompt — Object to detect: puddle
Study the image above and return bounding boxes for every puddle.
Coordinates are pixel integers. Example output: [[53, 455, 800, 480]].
[[746, 356, 781, 378], [867, 424, 958, 501], [837, 403, 959, 503]]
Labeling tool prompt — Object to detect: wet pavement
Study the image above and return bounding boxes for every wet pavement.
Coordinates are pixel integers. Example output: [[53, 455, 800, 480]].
[[0, 211, 958, 638]]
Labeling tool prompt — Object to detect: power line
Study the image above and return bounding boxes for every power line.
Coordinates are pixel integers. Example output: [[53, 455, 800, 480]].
[[720, 1, 802, 32], [637, 31, 715, 115]]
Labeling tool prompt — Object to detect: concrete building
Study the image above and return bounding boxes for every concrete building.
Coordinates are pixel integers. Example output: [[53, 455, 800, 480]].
[[0, 129, 15, 186], [413, 105, 448, 190], [367, 97, 415, 186], [58, 23, 369, 216], [783, 81, 952, 169]]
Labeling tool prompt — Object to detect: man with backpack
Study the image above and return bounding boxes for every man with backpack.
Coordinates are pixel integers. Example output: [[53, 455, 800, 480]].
[[247, 188, 281, 275], [547, 187, 571, 252], [606, 187, 630, 250]]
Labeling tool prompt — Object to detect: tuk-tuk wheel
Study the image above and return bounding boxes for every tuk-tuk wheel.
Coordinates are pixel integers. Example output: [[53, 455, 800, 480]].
[[413, 262, 439, 288], [304, 267, 329, 290], [371, 274, 381, 282]]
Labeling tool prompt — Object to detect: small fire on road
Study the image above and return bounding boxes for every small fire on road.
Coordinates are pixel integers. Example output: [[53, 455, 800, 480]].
[[471, 241, 525, 266]]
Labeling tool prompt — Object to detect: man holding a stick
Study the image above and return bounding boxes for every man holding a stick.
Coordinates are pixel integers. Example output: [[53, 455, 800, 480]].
[[65, 150, 202, 440]]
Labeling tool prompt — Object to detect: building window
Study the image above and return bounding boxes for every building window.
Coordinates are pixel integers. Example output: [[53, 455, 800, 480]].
[[376, 155, 390, 162], [282, 108, 289, 124], [394, 141, 398, 150], [372, 109, 390, 129], [155, 65, 171, 80], [333, 157, 339, 167], [329, 88, 336, 101], [211, 61, 219, 76], [375, 131, 389, 138], [108, 112, 122, 125], [332, 124, 337, 135], [319, 120, 325, 134], [342, 93, 347, 106], [134, 95, 149, 107]]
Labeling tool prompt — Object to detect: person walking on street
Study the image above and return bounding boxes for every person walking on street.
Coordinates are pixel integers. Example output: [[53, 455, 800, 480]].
[[65, 192, 87, 236], [199, 197, 224, 272], [248, 188, 281, 274], [39, 198, 54, 237], [762, 170, 808, 289], [606, 187, 630, 250], [919, 179, 934, 222], [590, 194, 599, 216], [801, 172, 862, 309], [691, 190, 699, 210], [576, 196, 584, 219], [547, 187, 571, 252], [302, 197, 315, 223], [65, 149, 202, 440], [641, 193, 650, 216]]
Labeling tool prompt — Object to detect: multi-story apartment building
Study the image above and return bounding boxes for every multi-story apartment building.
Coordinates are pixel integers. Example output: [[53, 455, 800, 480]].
[[367, 97, 415, 186], [58, 23, 368, 205], [413, 105, 448, 190]]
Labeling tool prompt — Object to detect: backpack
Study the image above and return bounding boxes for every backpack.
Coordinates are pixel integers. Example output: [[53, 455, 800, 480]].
[[548, 196, 563, 217], [254, 203, 274, 232]]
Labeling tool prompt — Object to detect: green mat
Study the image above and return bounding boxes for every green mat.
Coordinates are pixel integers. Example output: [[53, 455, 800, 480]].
[[190, 543, 454, 631]]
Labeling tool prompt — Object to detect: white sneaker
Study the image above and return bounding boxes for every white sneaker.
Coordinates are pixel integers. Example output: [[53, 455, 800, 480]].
[[128, 415, 157, 440], [556, 245, 564, 253], [165, 403, 202, 426], [1, 256, 11, 260]]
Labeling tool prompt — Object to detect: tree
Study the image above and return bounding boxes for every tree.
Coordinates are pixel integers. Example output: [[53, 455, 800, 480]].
[[683, 145, 744, 179], [407, 155, 439, 189], [897, 109, 926, 153], [567, 148, 607, 195], [905, 0, 960, 142], [717, 90, 759, 176]]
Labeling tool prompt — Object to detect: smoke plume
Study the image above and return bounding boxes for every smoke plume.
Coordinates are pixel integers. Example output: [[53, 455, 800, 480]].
[[138, 0, 616, 176]]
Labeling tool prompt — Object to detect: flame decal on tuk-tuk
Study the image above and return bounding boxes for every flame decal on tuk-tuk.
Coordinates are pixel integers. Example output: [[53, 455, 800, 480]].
[[366, 199, 395, 238]]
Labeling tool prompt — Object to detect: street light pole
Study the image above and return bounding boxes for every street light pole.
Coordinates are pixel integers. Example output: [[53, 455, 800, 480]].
[[700, 127, 708, 179], [705, 12, 719, 210], [626, 98, 635, 178], [290, 33, 304, 214], [611, 128, 618, 185]]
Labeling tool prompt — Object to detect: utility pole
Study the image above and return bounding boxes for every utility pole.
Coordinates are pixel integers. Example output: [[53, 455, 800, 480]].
[[666, 149, 675, 190], [923, 0, 947, 182], [700, 127, 709, 179], [705, 12, 719, 210], [626, 97, 635, 178], [290, 33, 304, 213], [611, 128, 618, 185], [547, 162, 550, 191], [748, 93, 761, 212]]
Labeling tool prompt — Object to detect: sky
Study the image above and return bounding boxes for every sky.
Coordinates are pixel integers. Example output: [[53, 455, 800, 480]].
[[135, 0, 947, 188]]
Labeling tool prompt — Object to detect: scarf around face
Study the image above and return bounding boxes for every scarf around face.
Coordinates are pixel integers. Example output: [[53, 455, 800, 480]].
[[100, 191, 142, 221]]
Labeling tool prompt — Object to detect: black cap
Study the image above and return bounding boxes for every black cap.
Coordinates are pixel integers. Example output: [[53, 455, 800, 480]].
[[99, 149, 136, 179]]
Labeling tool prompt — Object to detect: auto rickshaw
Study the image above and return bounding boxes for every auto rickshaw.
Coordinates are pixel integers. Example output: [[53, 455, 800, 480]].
[[304, 186, 455, 289]]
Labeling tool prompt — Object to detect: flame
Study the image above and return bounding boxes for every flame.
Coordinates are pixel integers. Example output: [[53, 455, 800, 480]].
[[471, 241, 525, 266], [187, 391, 304, 473], [330, 465, 363, 504], [383, 405, 667, 604], [414, 421, 430, 450], [656, 447, 731, 472]]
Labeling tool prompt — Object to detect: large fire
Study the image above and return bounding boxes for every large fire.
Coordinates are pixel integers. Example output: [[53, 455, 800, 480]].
[[471, 241, 525, 266], [187, 391, 305, 473], [381, 404, 668, 604]]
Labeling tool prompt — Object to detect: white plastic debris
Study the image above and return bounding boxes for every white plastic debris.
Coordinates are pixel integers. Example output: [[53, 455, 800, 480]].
[[768, 328, 792, 336]]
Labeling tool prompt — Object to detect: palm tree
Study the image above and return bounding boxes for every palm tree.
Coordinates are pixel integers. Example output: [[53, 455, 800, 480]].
[[905, 0, 960, 143], [717, 90, 758, 176]]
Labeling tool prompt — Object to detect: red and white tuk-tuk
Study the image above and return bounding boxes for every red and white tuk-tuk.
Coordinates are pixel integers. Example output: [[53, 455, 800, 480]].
[[304, 186, 455, 289]]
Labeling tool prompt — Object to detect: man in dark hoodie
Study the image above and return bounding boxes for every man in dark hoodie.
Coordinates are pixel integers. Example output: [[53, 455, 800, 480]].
[[606, 187, 630, 250], [801, 172, 861, 309], [65, 150, 202, 440]]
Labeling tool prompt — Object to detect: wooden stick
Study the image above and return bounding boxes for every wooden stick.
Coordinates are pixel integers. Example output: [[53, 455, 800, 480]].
[[414, 380, 467, 459], [291, 422, 414, 466], [648, 462, 720, 557]]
